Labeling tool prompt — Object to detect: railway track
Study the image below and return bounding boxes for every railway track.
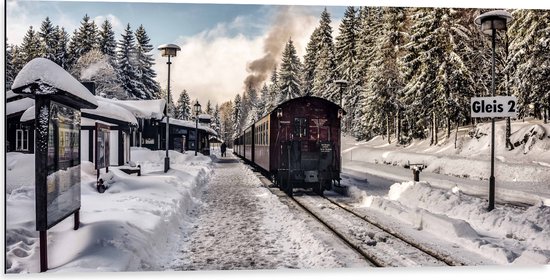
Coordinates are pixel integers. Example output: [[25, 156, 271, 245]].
[[263, 183, 455, 267]]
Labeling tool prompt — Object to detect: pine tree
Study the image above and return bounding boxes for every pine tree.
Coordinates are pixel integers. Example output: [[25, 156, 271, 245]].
[[232, 94, 243, 137], [220, 101, 234, 144], [160, 88, 176, 117], [244, 86, 259, 127], [134, 25, 160, 99], [19, 26, 42, 64], [302, 27, 321, 96], [55, 27, 70, 69], [335, 6, 359, 134], [205, 100, 213, 115], [355, 7, 384, 140], [116, 23, 140, 99], [362, 7, 409, 144], [278, 38, 302, 102], [258, 83, 269, 116], [6, 44, 15, 91], [38, 17, 57, 62], [212, 104, 222, 137], [312, 8, 337, 100], [267, 66, 280, 109], [508, 9, 550, 120], [175, 90, 192, 120], [99, 19, 117, 61], [70, 14, 99, 64]]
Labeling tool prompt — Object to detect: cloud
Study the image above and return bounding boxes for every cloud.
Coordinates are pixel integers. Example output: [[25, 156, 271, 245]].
[[93, 14, 125, 35], [154, 8, 319, 107]]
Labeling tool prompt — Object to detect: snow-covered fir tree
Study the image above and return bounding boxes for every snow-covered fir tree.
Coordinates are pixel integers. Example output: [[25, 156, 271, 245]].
[[312, 9, 337, 101], [355, 7, 384, 139], [38, 17, 58, 62], [18, 26, 42, 66], [302, 27, 321, 96], [116, 24, 140, 99], [55, 27, 70, 69], [99, 19, 117, 61], [258, 84, 269, 116], [69, 14, 99, 65], [205, 100, 213, 116], [334, 6, 359, 134], [6, 44, 15, 91], [212, 104, 222, 137], [160, 88, 176, 118], [362, 7, 408, 144], [508, 9, 550, 121], [134, 25, 161, 99], [232, 94, 243, 137], [278, 38, 302, 102], [243, 86, 259, 127], [267, 66, 280, 109], [175, 90, 192, 120]]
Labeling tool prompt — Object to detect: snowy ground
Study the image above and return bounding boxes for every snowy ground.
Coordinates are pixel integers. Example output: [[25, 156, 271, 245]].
[[4, 119, 549, 277], [339, 118, 550, 266]]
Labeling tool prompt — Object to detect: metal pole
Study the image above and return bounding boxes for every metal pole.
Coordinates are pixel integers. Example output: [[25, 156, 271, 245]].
[[40, 231, 47, 272], [489, 28, 496, 211], [164, 56, 171, 172], [195, 116, 198, 156]]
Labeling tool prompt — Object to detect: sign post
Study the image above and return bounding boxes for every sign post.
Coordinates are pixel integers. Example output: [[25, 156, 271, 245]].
[[470, 96, 517, 211], [11, 58, 98, 272]]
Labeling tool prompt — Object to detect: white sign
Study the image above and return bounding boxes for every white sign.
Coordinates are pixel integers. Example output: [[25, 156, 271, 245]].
[[470, 96, 518, 118]]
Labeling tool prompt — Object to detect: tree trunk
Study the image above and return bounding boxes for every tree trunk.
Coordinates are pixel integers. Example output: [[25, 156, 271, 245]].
[[446, 117, 451, 139], [386, 114, 391, 144], [433, 111, 438, 145], [396, 111, 401, 144], [454, 120, 459, 149], [506, 117, 512, 149]]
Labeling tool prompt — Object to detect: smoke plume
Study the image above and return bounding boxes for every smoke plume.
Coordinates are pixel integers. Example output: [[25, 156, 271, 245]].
[[243, 6, 314, 90]]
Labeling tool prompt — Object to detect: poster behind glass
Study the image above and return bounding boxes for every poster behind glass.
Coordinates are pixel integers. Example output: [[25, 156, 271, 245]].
[[46, 101, 81, 229]]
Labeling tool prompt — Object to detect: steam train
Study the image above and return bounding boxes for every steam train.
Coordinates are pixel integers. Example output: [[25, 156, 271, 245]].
[[233, 96, 344, 196]]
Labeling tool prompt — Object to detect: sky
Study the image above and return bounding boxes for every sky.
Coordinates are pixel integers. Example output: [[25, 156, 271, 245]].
[[6, 0, 550, 107]]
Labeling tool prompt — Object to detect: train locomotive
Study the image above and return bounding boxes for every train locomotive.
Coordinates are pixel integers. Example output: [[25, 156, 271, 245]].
[[234, 96, 344, 196]]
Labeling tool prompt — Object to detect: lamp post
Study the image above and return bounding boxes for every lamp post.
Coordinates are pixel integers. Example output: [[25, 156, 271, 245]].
[[194, 100, 201, 156], [334, 79, 348, 108], [474, 10, 512, 211], [157, 44, 181, 173]]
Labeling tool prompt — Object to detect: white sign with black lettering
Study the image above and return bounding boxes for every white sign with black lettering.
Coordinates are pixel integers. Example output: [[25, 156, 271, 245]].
[[470, 96, 518, 118]]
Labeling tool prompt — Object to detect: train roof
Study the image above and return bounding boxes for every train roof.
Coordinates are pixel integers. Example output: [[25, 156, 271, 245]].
[[272, 96, 346, 115]]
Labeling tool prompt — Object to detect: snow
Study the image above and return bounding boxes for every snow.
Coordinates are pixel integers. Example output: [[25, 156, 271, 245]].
[[165, 118, 218, 136], [19, 96, 139, 126], [11, 58, 98, 108], [106, 98, 166, 120], [6, 97, 34, 116], [83, 98, 139, 125], [5, 119, 550, 275]]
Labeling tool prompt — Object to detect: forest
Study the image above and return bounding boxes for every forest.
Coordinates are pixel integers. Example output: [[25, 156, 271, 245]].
[[6, 7, 550, 146]]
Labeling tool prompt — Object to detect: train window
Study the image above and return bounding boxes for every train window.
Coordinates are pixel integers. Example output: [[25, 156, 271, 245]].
[[293, 118, 308, 138]]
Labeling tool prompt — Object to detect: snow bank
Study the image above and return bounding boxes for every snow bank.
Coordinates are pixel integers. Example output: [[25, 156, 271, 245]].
[[5, 148, 213, 273], [354, 182, 550, 265]]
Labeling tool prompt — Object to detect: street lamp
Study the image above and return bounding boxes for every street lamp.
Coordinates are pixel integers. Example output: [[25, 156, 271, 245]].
[[474, 10, 513, 211], [158, 44, 181, 173], [334, 79, 348, 108], [194, 100, 201, 156]]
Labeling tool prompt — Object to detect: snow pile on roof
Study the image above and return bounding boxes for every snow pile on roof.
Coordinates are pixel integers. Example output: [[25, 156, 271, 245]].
[[165, 118, 217, 136], [106, 98, 166, 119], [6, 98, 34, 116], [5, 148, 213, 273], [82, 98, 138, 125], [11, 58, 97, 107], [198, 114, 211, 119]]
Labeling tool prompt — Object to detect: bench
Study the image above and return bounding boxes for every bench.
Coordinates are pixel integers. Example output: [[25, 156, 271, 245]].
[[119, 164, 141, 176]]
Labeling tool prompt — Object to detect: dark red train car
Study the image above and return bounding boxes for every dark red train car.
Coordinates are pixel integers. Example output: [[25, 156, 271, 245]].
[[235, 96, 344, 195]]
